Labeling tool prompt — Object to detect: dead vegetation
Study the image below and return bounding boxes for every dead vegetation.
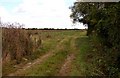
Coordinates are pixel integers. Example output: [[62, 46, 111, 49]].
[[2, 23, 41, 65]]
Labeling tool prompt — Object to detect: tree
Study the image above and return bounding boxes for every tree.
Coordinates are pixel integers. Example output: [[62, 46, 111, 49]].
[[70, 2, 120, 47], [70, 2, 120, 75]]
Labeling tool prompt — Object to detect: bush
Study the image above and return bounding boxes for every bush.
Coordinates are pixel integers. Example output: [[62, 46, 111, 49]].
[[71, 2, 120, 76]]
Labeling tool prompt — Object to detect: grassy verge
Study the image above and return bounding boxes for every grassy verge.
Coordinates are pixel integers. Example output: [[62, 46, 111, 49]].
[[70, 36, 104, 76]]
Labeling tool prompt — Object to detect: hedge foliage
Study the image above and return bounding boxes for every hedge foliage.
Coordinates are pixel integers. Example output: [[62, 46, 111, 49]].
[[70, 2, 120, 76]]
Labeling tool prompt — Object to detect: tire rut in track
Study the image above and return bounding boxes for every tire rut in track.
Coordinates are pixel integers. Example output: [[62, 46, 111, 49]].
[[58, 36, 78, 76], [8, 52, 54, 76], [58, 54, 75, 76]]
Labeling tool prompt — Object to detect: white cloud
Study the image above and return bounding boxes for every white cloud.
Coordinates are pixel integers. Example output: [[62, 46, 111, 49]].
[[0, 6, 11, 22], [0, 0, 86, 29]]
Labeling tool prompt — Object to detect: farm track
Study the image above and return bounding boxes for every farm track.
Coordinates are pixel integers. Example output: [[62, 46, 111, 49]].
[[8, 35, 72, 76], [4, 30, 97, 76], [58, 54, 75, 76], [58, 37, 78, 76], [8, 52, 54, 76]]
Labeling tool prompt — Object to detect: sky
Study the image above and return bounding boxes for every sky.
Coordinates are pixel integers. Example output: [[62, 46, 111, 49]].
[[0, 0, 86, 29]]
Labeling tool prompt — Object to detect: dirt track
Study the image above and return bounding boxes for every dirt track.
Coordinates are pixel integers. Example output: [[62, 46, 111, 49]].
[[8, 35, 79, 76], [8, 52, 54, 76]]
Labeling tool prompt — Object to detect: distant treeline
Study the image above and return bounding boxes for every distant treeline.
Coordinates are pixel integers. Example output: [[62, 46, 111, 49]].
[[23, 28, 87, 30]]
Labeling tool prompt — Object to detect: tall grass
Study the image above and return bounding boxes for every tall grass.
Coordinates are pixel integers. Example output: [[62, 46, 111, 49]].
[[2, 23, 42, 75], [2, 23, 41, 64]]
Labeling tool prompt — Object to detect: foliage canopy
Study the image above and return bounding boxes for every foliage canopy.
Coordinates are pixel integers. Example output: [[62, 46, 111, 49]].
[[70, 2, 120, 75]]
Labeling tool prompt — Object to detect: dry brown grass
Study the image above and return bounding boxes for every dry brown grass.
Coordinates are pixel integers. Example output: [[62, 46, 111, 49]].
[[2, 23, 41, 65]]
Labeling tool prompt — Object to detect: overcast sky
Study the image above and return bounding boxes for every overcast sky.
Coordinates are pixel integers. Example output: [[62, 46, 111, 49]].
[[0, 0, 86, 29]]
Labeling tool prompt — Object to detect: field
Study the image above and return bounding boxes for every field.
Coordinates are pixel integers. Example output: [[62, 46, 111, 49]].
[[1, 2, 120, 77], [3, 29, 102, 76]]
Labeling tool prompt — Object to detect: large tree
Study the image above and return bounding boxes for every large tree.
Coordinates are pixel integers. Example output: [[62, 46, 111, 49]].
[[70, 2, 120, 48]]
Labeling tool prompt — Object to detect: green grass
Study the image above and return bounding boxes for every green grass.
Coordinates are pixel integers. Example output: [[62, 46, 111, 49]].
[[22, 36, 72, 76], [3, 30, 88, 76], [4, 29, 117, 76], [70, 36, 102, 76], [22, 30, 86, 76], [25, 50, 68, 76]]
